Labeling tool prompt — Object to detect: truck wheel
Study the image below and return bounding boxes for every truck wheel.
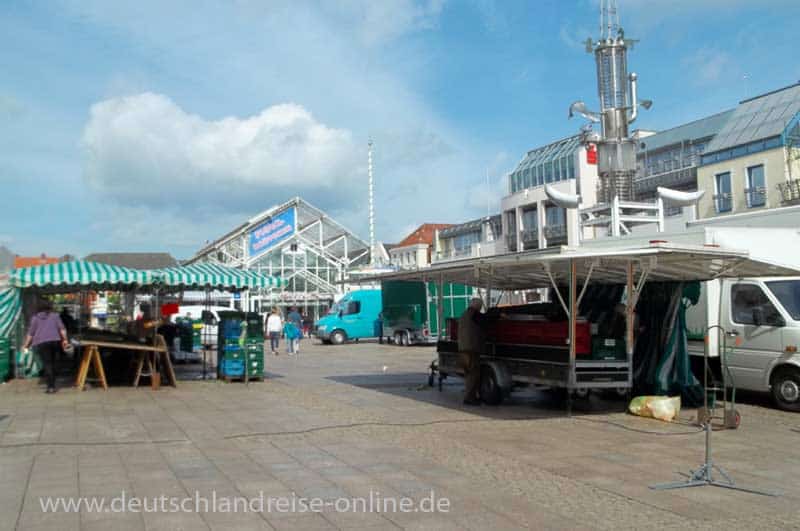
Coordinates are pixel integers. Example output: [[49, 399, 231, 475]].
[[402, 331, 411, 346], [480, 365, 503, 405], [394, 332, 402, 345], [330, 330, 347, 345], [771, 367, 800, 412]]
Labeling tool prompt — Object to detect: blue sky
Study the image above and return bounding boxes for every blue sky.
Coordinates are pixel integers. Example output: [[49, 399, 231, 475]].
[[2, 0, 799, 259]]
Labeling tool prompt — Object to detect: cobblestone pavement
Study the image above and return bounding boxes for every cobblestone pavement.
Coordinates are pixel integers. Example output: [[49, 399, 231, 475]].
[[1, 341, 799, 530]]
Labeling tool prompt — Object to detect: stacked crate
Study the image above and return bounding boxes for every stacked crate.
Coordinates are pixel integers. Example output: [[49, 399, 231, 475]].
[[243, 312, 264, 380], [176, 318, 195, 353], [0, 337, 10, 381], [218, 314, 245, 380]]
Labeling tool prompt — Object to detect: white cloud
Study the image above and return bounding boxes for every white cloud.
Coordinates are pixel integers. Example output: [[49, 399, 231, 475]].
[[82, 93, 361, 210], [327, 0, 447, 45], [681, 49, 734, 86]]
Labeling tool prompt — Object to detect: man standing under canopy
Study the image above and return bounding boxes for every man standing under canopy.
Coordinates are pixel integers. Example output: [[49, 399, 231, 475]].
[[458, 298, 486, 406]]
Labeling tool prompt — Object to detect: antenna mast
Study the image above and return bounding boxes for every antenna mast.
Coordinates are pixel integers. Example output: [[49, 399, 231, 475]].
[[368, 140, 375, 266]]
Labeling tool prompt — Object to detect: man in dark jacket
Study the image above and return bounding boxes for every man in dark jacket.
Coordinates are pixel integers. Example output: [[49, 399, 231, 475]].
[[458, 298, 486, 405]]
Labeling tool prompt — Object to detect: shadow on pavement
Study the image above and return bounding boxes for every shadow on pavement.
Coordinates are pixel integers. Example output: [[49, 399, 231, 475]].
[[326, 372, 629, 420]]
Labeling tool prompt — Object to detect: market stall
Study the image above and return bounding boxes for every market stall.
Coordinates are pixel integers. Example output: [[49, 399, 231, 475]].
[[0, 260, 284, 388], [364, 241, 800, 411]]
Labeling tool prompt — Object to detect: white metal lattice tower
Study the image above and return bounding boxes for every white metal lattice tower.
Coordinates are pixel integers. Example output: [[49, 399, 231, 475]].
[[599, 0, 620, 42], [368, 140, 375, 265]]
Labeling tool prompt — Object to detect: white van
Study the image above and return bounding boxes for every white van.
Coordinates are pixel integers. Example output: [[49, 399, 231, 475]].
[[687, 277, 800, 411]]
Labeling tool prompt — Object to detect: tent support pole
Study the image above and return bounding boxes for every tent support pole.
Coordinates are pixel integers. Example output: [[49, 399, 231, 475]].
[[567, 259, 576, 417], [436, 274, 444, 341], [626, 262, 634, 391]]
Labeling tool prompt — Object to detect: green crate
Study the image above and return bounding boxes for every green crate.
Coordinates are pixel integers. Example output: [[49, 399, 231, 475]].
[[222, 351, 244, 361], [591, 337, 627, 361]]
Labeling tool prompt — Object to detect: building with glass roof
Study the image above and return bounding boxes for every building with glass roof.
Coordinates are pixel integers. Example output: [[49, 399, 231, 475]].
[[633, 109, 733, 208], [189, 197, 370, 320], [696, 82, 800, 218], [501, 135, 599, 251], [433, 215, 502, 263]]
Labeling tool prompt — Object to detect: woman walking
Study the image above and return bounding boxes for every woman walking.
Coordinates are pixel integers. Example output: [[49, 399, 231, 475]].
[[22, 299, 68, 394], [265, 307, 282, 355]]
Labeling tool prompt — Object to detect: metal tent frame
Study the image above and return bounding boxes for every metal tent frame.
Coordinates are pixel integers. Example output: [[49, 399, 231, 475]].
[[361, 241, 800, 412]]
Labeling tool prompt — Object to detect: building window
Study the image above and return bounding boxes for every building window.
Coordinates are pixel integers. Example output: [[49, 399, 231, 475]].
[[568, 155, 575, 179], [714, 172, 732, 213], [453, 231, 480, 256], [745, 164, 766, 208]]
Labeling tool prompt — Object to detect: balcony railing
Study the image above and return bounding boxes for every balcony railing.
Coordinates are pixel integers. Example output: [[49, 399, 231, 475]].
[[778, 179, 800, 205], [520, 228, 538, 249], [713, 193, 732, 213], [505, 233, 517, 252], [744, 187, 766, 208], [543, 224, 567, 242]]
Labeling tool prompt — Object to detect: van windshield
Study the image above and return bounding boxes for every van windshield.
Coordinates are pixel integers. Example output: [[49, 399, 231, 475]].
[[766, 280, 800, 320]]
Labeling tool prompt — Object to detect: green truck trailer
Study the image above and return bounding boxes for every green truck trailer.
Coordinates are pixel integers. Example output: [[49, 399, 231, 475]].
[[381, 280, 475, 345]]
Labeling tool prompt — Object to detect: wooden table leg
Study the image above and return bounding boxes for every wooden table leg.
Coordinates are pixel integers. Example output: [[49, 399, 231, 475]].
[[91, 348, 108, 391], [75, 346, 93, 390], [132, 351, 145, 387]]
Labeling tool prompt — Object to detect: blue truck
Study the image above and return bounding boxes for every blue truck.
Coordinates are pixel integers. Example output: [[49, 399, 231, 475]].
[[315, 289, 383, 345]]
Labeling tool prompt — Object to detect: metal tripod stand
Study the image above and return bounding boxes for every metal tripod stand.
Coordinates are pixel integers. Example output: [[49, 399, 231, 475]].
[[650, 325, 779, 496]]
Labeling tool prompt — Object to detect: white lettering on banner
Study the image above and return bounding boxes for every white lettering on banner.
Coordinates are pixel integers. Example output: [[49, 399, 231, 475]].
[[252, 224, 293, 252]]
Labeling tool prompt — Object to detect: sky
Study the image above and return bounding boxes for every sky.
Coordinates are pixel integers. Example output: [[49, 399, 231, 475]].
[[2, 0, 799, 259]]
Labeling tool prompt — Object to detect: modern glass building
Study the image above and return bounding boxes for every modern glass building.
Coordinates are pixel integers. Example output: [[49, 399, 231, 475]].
[[501, 135, 598, 251], [508, 136, 581, 194], [190, 197, 370, 320]]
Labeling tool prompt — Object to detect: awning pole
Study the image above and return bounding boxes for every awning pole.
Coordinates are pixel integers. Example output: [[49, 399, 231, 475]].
[[436, 274, 444, 340], [626, 261, 635, 390], [567, 259, 577, 416], [546, 266, 569, 319]]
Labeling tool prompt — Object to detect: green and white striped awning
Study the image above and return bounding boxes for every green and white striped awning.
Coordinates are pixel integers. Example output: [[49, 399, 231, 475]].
[[9, 260, 155, 288], [0, 285, 21, 338], [155, 263, 283, 290]]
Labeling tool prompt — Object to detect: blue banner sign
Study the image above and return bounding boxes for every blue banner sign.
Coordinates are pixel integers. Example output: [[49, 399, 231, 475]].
[[249, 208, 296, 258]]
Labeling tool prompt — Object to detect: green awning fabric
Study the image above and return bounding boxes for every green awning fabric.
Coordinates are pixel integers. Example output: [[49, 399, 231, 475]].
[[0, 285, 21, 338], [155, 263, 283, 290], [9, 260, 154, 288]]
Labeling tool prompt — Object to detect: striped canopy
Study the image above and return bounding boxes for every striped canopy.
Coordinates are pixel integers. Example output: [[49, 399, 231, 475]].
[[0, 285, 21, 338], [155, 263, 283, 290], [9, 260, 155, 288]]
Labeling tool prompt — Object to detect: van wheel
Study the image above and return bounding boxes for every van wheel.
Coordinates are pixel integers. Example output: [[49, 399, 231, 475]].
[[330, 330, 347, 345], [771, 367, 800, 412], [480, 365, 503, 405]]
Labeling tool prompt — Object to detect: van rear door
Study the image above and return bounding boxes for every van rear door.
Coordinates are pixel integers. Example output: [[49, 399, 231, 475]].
[[723, 281, 786, 392]]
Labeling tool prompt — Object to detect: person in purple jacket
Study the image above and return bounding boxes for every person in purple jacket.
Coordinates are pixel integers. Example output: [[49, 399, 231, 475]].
[[22, 299, 69, 393]]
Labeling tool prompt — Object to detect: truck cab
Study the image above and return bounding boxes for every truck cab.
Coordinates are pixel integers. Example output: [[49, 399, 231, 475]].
[[315, 289, 382, 345], [688, 277, 800, 411]]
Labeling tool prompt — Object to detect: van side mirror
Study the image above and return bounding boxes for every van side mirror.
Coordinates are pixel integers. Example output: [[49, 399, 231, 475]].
[[752, 307, 763, 326]]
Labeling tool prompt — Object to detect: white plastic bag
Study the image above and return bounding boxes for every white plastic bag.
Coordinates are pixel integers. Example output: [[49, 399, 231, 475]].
[[628, 395, 681, 422]]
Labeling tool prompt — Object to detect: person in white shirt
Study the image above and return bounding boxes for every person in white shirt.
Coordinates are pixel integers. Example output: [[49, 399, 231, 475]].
[[265, 307, 283, 355]]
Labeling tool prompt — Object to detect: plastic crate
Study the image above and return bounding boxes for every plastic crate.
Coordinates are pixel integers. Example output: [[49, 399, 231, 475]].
[[591, 337, 627, 361], [222, 350, 243, 360], [220, 359, 244, 377]]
